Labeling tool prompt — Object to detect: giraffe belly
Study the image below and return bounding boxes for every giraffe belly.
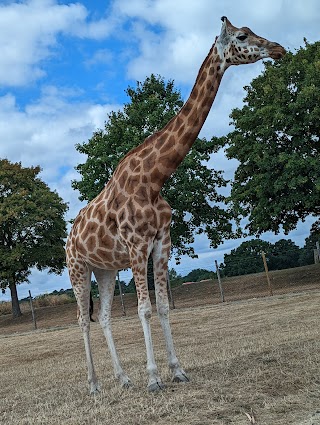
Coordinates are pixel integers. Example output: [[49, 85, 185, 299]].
[[67, 227, 131, 270], [80, 236, 131, 270]]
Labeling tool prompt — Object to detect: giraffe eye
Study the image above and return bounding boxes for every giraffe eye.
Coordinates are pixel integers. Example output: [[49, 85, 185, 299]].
[[237, 35, 247, 41]]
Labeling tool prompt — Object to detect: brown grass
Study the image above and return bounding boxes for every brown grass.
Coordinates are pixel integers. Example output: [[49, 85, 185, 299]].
[[0, 294, 74, 316], [32, 293, 75, 308], [1, 288, 320, 424]]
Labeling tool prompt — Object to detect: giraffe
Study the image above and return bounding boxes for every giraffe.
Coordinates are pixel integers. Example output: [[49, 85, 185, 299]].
[[66, 16, 285, 394]]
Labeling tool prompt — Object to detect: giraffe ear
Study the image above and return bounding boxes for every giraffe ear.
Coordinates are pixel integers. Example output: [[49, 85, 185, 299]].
[[218, 16, 229, 45]]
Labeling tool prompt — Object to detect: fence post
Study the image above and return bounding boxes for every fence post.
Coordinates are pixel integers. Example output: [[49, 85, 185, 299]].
[[167, 271, 175, 309], [261, 252, 273, 296], [28, 290, 37, 330], [117, 272, 126, 316], [215, 260, 225, 303]]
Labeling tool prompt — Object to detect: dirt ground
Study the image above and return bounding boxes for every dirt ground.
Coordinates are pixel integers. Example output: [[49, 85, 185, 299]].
[[1, 291, 320, 424], [1, 265, 320, 424]]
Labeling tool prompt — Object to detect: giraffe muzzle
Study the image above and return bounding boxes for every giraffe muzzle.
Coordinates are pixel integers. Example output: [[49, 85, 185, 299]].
[[268, 43, 286, 60]]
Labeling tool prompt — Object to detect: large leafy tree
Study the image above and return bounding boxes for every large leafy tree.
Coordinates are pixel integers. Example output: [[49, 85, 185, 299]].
[[73, 74, 232, 260], [0, 160, 68, 317], [219, 41, 320, 235]]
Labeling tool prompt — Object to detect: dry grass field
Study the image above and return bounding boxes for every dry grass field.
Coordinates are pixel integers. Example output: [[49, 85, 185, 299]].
[[1, 280, 320, 424]]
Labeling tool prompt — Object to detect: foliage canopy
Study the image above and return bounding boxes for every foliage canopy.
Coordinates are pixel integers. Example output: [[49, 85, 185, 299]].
[[219, 41, 320, 235], [0, 159, 68, 316]]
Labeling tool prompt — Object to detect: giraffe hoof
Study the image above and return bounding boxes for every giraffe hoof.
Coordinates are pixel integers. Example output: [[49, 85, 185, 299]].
[[117, 372, 133, 389], [172, 372, 190, 383], [147, 381, 166, 393], [90, 385, 101, 396], [121, 378, 133, 389]]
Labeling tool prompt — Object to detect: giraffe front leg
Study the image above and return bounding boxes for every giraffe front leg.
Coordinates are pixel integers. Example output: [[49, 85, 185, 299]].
[[138, 295, 165, 392], [153, 238, 190, 384], [155, 285, 189, 384], [130, 247, 165, 392]]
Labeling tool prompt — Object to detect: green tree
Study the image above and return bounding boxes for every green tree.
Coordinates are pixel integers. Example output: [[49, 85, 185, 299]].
[[90, 280, 99, 298], [122, 278, 136, 294], [168, 268, 183, 287], [0, 160, 68, 317], [299, 220, 320, 265], [72, 74, 232, 260], [219, 41, 320, 235], [268, 239, 301, 270], [182, 268, 214, 282], [221, 239, 272, 277]]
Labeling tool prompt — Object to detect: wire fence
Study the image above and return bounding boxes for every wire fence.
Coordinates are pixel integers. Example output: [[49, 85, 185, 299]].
[[118, 245, 319, 283], [110, 247, 320, 316]]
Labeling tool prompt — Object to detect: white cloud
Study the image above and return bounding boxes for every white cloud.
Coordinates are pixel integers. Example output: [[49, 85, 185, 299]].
[[0, 88, 121, 202], [0, 0, 115, 86], [115, 0, 320, 83], [0, 86, 122, 302]]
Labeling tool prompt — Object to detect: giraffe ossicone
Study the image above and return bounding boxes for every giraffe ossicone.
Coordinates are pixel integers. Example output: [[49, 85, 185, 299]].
[[66, 16, 285, 394]]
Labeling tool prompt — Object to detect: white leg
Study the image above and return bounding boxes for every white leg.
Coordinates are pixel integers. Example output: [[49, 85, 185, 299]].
[[93, 268, 132, 388], [153, 239, 189, 383], [129, 245, 164, 392], [82, 329, 100, 394], [156, 296, 189, 382], [72, 267, 100, 394], [138, 296, 165, 391]]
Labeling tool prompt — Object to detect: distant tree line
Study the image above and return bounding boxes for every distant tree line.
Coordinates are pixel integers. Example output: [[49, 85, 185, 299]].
[[220, 230, 319, 277]]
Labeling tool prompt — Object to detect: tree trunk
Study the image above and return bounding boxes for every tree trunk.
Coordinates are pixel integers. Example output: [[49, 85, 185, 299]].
[[10, 282, 22, 317]]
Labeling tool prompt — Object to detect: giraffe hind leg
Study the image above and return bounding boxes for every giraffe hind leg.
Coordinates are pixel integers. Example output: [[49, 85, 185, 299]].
[[93, 268, 132, 388], [152, 238, 189, 384], [71, 264, 100, 394]]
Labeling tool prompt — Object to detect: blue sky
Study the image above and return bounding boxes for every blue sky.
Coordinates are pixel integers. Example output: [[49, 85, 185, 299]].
[[1, 0, 319, 301]]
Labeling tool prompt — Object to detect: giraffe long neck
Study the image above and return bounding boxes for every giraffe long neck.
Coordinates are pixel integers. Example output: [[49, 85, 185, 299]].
[[145, 40, 225, 194], [115, 39, 225, 199]]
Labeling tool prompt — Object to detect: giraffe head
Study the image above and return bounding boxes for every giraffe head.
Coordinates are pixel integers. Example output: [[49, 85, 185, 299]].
[[217, 16, 286, 69]]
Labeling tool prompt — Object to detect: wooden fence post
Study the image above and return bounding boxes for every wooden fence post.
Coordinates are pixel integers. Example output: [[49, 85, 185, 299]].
[[117, 272, 126, 316], [28, 290, 37, 330], [215, 260, 225, 303], [261, 252, 273, 296]]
